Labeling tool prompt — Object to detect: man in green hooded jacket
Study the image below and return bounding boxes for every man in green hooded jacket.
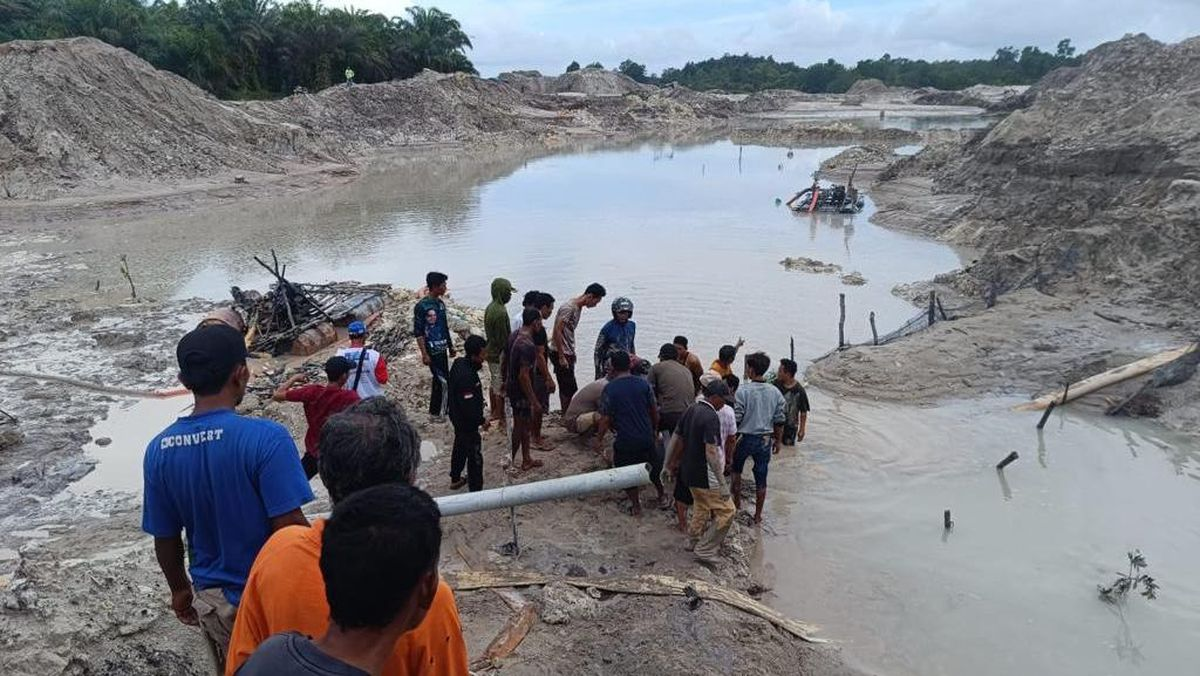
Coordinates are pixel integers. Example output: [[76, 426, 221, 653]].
[[484, 278, 515, 425]]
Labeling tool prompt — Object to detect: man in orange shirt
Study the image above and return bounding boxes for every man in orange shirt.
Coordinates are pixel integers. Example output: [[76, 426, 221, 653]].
[[225, 397, 468, 676]]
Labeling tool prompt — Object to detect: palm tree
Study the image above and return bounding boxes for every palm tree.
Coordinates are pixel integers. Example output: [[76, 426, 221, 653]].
[[391, 6, 475, 78]]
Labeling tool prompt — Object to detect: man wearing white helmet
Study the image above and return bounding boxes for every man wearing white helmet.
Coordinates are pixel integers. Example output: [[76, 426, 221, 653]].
[[336, 321, 388, 399], [594, 296, 636, 379]]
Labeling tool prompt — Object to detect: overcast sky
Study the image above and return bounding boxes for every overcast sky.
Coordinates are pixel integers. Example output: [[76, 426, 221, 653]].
[[343, 0, 1200, 76]]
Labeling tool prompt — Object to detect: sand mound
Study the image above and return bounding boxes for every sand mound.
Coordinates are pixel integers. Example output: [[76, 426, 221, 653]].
[[498, 68, 650, 96], [247, 70, 535, 151], [888, 34, 1200, 313], [1, 39, 737, 200], [912, 84, 1027, 109], [0, 38, 333, 199]]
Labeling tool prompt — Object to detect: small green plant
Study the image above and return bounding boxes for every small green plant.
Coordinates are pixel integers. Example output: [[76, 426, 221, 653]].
[[1098, 550, 1159, 603]]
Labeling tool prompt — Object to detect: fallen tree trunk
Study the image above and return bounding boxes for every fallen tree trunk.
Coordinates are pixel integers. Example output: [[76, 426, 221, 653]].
[[445, 569, 825, 643], [1014, 343, 1198, 412]]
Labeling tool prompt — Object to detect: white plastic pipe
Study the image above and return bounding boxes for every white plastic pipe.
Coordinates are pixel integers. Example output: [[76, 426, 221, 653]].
[[435, 463, 652, 517]]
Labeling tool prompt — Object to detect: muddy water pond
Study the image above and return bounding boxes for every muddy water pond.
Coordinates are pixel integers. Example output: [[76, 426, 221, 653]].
[[761, 395, 1200, 676], [66, 139, 1200, 675]]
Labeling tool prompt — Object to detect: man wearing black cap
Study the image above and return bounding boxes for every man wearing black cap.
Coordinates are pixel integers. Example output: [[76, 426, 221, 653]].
[[143, 324, 314, 671], [272, 356, 361, 479], [665, 379, 736, 564]]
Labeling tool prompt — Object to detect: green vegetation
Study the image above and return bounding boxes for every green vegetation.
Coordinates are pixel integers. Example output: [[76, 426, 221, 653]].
[[0, 0, 475, 98], [618, 39, 1079, 93], [564, 60, 580, 73]]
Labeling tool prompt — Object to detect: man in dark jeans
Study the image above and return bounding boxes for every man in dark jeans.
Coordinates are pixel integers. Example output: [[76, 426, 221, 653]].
[[593, 350, 661, 516], [448, 335, 490, 491], [413, 271, 455, 419]]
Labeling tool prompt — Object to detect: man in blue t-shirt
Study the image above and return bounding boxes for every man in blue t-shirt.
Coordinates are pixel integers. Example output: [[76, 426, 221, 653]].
[[143, 324, 313, 672], [593, 350, 661, 516]]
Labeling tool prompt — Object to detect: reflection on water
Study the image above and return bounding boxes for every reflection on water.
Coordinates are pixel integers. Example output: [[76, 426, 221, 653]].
[[766, 395, 1200, 676], [87, 140, 962, 375]]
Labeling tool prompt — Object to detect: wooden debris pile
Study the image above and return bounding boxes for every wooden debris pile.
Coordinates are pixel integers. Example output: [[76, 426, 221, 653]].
[[231, 251, 389, 355]]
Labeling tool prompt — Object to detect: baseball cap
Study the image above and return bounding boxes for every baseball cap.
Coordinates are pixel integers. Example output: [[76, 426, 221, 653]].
[[176, 324, 248, 394], [348, 320, 366, 336]]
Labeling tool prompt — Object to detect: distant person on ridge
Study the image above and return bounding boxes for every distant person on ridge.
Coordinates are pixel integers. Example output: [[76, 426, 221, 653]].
[[271, 356, 360, 480], [551, 282, 607, 409], [484, 278, 515, 426], [413, 272, 455, 419], [336, 321, 388, 400], [775, 358, 810, 446], [732, 352, 786, 524], [594, 296, 636, 379], [594, 350, 663, 515], [447, 335, 490, 492], [144, 325, 313, 672], [344, 67, 355, 87]]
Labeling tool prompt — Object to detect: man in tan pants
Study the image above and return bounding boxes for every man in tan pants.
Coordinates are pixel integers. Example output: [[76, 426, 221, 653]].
[[666, 379, 736, 564], [142, 325, 313, 673]]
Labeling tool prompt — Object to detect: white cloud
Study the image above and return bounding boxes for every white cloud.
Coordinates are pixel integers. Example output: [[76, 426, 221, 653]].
[[340, 0, 1200, 76]]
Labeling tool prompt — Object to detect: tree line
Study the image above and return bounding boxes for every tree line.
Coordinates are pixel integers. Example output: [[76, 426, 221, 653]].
[[603, 40, 1080, 93], [0, 0, 475, 98]]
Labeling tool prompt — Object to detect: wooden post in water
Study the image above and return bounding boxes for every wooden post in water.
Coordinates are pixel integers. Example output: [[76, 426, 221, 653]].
[[927, 291, 936, 325], [838, 293, 846, 349], [869, 311, 878, 345], [790, 336, 795, 361], [1036, 401, 1057, 429]]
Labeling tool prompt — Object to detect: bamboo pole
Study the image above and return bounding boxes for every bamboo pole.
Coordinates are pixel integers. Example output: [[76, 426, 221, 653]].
[[869, 311, 878, 345], [1015, 343, 1198, 412], [445, 570, 825, 643], [838, 293, 846, 349]]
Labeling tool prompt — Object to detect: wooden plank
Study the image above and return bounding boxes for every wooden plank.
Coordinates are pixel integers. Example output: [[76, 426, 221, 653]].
[[1014, 343, 1198, 412], [471, 603, 538, 671], [444, 570, 825, 643]]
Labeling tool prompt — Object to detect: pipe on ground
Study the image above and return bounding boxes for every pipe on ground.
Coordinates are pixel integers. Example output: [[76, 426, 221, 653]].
[[436, 463, 652, 517]]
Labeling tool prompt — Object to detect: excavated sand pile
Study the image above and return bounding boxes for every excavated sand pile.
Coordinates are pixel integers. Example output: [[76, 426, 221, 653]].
[[0, 38, 335, 199], [892, 35, 1200, 310], [0, 39, 738, 200], [498, 68, 651, 96], [248, 69, 538, 151]]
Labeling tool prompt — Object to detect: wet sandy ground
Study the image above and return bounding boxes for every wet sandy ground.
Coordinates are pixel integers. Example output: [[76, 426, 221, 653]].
[[5, 129, 1199, 675]]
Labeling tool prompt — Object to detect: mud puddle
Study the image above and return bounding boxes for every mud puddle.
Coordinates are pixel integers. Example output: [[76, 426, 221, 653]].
[[69, 397, 193, 494], [760, 394, 1200, 676]]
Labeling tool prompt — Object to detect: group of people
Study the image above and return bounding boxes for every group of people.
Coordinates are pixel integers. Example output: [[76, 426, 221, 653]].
[[152, 273, 810, 674], [430, 273, 811, 557]]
